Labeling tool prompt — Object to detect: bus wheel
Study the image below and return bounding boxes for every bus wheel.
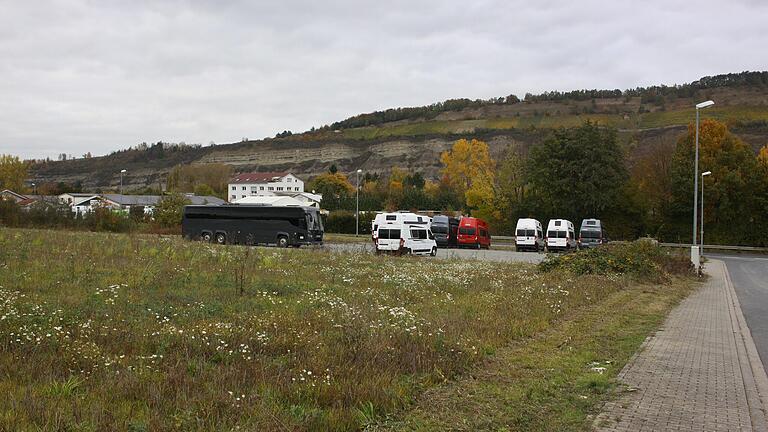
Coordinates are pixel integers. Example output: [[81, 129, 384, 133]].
[[215, 233, 226, 244], [201, 232, 212, 243], [277, 236, 289, 248]]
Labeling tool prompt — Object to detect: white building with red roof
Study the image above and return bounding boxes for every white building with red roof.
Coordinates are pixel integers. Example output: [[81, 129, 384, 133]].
[[227, 172, 304, 202]]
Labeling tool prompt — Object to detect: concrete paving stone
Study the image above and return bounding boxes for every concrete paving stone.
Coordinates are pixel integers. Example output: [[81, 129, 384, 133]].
[[594, 260, 768, 431]]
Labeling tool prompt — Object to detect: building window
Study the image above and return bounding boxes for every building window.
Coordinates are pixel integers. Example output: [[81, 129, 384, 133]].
[[231, 186, 235, 190], [268, 187, 274, 191], [287, 178, 291, 182], [231, 195, 236, 200], [241, 195, 246, 198], [242, 186, 246, 190], [295, 187, 299, 191], [260, 186, 264, 190]]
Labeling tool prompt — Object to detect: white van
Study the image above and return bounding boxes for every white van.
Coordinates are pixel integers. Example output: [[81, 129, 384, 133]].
[[376, 223, 437, 256], [515, 218, 545, 252], [546, 219, 578, 252], [371, 212, 431, 242]]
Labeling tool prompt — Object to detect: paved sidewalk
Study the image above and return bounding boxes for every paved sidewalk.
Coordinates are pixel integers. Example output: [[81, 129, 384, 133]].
[[595, 260, 768, 431]]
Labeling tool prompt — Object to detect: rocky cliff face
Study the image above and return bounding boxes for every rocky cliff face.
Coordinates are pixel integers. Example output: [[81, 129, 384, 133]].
[[28, 127, 675, 191], [26, 82, 768, 191]]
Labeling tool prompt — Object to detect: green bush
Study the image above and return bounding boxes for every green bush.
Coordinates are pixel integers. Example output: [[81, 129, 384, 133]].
[[538, 240, 693, 281]]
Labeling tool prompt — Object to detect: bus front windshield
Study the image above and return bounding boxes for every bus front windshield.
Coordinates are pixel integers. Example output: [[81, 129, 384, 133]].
[[306, 211, 323, 231]]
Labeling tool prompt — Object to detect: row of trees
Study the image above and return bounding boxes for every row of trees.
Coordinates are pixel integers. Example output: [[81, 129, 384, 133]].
[[324, 72, 768, 131], [315, 120, 768, 245]]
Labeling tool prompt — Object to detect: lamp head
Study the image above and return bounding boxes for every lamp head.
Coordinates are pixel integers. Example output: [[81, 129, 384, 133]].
[[120, 169, 127, 173], [695, 100, 715, 109], [357, 169, 362, 173], [702, 171, 712, 176]]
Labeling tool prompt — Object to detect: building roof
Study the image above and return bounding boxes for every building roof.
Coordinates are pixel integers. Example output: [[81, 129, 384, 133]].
[[229, 172, 290, 184], [1, 189, 28, 201], [71, 194, 225, 207], [233, 195, 304, 206], [275, 191, 322, 203], [101, 194, 226, 206]]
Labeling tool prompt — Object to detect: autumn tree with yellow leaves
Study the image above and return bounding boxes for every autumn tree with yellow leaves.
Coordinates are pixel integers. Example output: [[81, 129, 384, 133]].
[[0, 155, 27, 192], [439, 138, 498, 218]]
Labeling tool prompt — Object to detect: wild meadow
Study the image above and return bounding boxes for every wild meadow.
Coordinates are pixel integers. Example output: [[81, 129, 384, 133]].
[[0, 228, 691, 431]]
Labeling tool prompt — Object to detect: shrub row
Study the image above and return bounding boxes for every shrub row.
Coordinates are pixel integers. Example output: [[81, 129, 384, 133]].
[[538, 240, 694, 281]]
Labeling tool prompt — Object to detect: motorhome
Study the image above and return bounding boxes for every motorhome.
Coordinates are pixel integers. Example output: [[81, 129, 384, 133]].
[[457, 217, 491, 249], [431, 215, 459, 248], [182, 204, 324, 247], [371, 212, 431, 242], [375, 223, 437, 256], [546, 219, 577, 252], [579, 219, 607, 249], [515, 218, 545, 252]]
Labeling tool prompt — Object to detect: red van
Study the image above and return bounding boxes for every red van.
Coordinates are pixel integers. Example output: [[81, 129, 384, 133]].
[[457, 217, 491, 249]]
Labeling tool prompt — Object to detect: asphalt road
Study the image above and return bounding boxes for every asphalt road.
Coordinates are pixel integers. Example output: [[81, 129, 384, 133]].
[[323, 242, 546, 264], [710, 253, 768, 370]]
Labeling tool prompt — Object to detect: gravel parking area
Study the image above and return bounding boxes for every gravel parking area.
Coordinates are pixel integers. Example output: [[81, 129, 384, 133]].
[[323, 242, 546, 264]]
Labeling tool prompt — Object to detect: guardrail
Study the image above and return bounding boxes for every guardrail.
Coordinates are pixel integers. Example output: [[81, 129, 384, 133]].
[[659, 243, 768, 253], [492, 235, 515, 243]]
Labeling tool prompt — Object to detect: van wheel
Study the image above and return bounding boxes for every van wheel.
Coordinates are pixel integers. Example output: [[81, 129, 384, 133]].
[[276, 236, 289, 248], [201, 232, 212, 243], [215, 233, 226, 244], [430, 247, 437, 257]]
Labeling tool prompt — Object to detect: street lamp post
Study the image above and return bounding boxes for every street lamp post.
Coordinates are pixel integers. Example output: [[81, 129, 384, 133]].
[[355, 169, 362, 236], [120, 169, 127, 196], [692, 100, 714, 269], [701, 171, 711, 256], [31, 182, 36, 195]]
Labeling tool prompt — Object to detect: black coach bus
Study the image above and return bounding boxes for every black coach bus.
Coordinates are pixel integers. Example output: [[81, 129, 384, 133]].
[[182, 205, 324, 247]]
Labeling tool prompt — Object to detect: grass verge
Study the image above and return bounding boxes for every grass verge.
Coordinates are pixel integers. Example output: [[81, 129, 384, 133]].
[[0, 228, 695, 431], [372, 277, 695, 431]]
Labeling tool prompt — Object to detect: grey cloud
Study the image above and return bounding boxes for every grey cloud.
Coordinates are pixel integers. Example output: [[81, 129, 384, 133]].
[[0, 0, 766, 159]]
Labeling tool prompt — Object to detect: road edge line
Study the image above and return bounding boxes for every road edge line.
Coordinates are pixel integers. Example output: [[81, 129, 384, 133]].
[[717, 259, 768, 428]]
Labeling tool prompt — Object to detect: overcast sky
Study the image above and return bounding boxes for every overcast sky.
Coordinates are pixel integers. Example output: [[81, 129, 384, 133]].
[[1, 0, 766, 160]]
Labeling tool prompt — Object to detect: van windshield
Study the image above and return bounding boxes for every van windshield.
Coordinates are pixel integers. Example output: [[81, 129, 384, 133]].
[[517, 229, 535, 236], [548, 230, 567, 238], [459, 227, 476, 235], [432, 225, 448, 234]]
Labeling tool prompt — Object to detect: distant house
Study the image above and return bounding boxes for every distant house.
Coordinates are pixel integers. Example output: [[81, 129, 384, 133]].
[[228, 172, 304, 202], [289, 191, 323, 208], [1, 190, 59, 210], [59, 193, 97, 206], [69, 193, 225, 216]]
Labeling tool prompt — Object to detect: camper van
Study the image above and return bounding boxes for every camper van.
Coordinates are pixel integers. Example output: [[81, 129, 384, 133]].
[[431, 215, 459, 248], [371, 212, 431, 243], [376, 223, 437, 256], [579, 219, 607, 249], [457, 217, 491, 249], [546, 219, 577, 252], [515, 218, 545, 252]]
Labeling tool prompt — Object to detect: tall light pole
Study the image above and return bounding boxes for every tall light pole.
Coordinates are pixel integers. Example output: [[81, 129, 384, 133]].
[[692, 100, 714, 268], [120, 169, 127, 196], [31, 182, 36, 195], [355, 169, 362, 236], [701, 171, 711, 256]]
